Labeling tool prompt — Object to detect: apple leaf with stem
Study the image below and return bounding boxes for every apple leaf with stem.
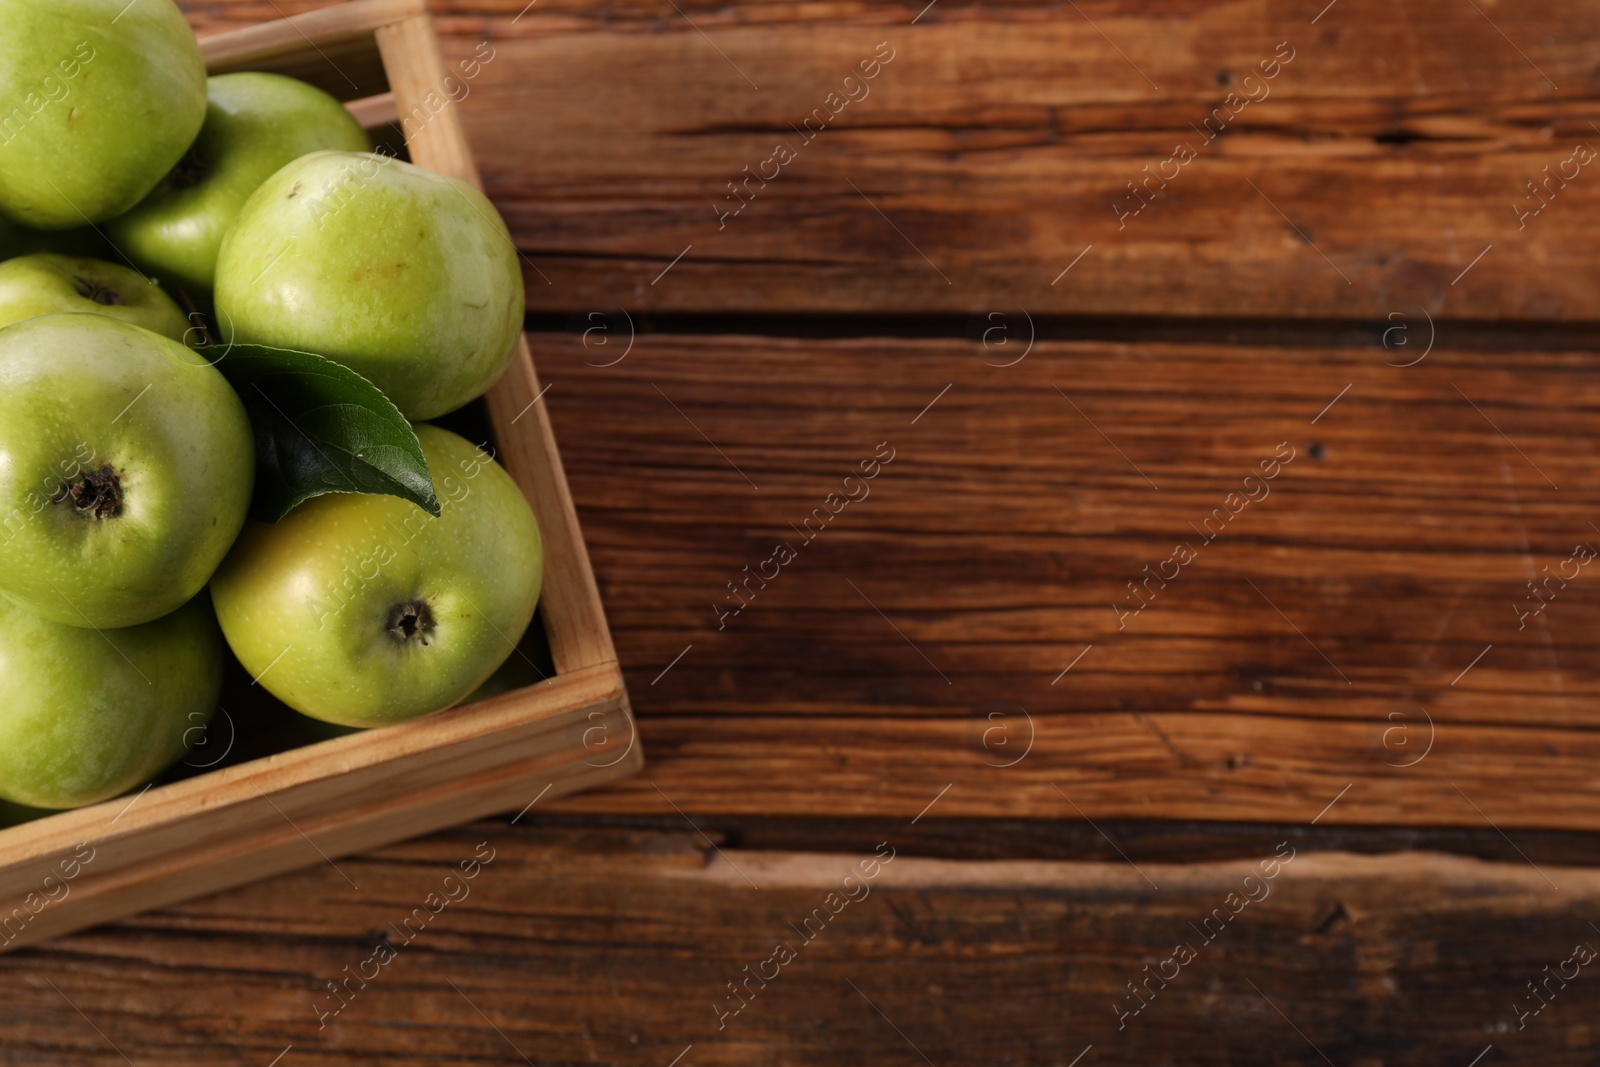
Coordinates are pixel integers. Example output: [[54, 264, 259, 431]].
[[207, 343, 441, 523]]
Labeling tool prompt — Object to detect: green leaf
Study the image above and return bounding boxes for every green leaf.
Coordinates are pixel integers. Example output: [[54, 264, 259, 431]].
[[208, 343, 441, 523]]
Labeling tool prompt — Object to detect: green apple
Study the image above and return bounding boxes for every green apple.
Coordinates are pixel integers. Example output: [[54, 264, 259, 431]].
[[0, 0, 207, 228], [108, 73, 372, 296], [213, 151, 524, 420], [211, 425, 543, 727], [0, 254, 189, 339], [0, 313, 254, 629], [0, 594, 221, 809]]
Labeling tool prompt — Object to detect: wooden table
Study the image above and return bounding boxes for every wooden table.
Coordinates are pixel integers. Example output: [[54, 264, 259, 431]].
[[10, 0, 1600, 1062]]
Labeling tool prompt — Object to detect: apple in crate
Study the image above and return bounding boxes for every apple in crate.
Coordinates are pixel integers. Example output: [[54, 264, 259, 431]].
[[211, 425, 543, 727], [0, 0, 207, 227], [0, 254, 190, 338], [0, 595, 222, 809], [0, 314, 254, 629], [109, 72, 373, 295], [213, 151, 524, 420]]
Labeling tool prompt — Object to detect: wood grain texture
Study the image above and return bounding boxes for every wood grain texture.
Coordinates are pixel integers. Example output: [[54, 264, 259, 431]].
[[5, 823, 1600, 1065], [197, 0, 406, 93], [376, 10, 481, 183], [517, 330, 1600, 829], [541, 812, 1600, 867], [114, 6, 1600, 1061], [194, 0, 1600, 319]]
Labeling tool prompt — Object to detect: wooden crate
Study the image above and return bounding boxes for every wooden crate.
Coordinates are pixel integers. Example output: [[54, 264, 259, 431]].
[[0, 0, 639, 953]]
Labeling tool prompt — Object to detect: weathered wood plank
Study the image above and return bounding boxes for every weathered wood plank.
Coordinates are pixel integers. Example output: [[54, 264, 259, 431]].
[[190, 0, 1600, 319], [545, 812, 1600, 867], [5, 824, 1599, 1065], [514, 330, 1600, 828]]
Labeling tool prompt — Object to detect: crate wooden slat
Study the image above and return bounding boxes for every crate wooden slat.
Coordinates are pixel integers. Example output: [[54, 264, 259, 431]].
[[0, 0, 638, 953]]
